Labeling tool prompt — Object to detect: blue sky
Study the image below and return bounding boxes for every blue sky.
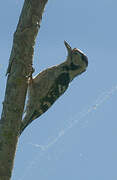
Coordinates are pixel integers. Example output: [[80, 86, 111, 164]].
[[0, 0, 117, 179]]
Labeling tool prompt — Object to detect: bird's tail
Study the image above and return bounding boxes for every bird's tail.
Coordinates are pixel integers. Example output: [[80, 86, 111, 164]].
[[19, 115, 33, 136]]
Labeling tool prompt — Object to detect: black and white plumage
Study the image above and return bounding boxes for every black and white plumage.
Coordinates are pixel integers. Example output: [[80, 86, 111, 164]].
[[20, 41, 88, 135]]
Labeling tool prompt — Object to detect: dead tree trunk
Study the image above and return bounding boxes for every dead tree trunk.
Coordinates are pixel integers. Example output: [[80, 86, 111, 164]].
[[0, 0, 48, 179]]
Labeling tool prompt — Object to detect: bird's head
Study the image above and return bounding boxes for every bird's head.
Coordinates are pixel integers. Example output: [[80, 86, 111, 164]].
[[64, 41, 88, 81]]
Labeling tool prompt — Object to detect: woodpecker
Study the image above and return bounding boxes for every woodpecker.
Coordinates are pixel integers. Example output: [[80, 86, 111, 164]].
[[20, 41, 88, 135]]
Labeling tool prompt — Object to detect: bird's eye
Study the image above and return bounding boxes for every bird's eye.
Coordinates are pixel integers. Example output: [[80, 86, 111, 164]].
[[81, 54, 88, 66]]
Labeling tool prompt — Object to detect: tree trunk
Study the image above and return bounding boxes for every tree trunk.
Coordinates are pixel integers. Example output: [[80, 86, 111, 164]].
[[0, 0, 48, 179]]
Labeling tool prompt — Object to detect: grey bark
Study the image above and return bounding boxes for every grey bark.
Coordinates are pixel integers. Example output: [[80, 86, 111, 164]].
[[0, 0, 48, 179]]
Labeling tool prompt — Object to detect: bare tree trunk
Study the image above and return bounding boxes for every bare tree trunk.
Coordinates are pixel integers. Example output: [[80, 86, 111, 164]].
[[0, 0, 48, 179]]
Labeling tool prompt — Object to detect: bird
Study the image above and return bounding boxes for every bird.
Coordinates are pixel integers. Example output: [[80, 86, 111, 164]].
[[20, 41, 88, 135]]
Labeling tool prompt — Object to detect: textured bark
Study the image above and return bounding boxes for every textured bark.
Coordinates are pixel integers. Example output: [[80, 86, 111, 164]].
[[0, 0, 48, 179]]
